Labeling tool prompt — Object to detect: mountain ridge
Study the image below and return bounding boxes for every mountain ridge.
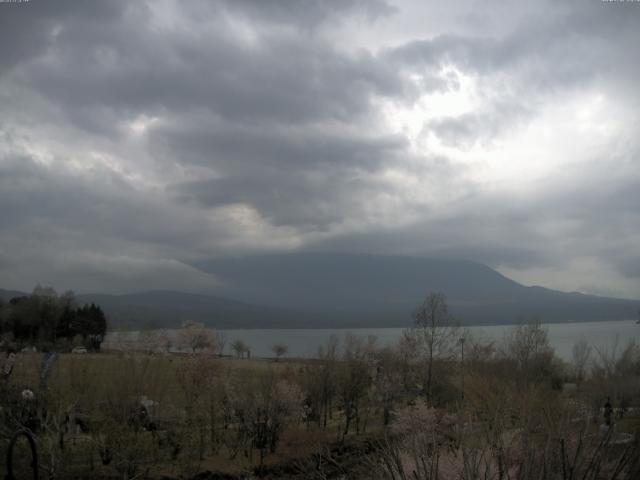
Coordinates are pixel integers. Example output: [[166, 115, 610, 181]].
[[2, 253, 638, 328]]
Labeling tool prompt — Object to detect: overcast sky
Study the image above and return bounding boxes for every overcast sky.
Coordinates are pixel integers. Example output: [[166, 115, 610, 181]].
[[1, 0, 639, 298]]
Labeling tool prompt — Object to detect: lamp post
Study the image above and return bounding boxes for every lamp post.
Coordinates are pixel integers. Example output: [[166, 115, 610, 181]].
[[459, 337, 465, 402]]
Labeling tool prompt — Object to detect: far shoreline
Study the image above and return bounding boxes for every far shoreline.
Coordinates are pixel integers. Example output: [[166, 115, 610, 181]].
[[111, 317, 639, 332]]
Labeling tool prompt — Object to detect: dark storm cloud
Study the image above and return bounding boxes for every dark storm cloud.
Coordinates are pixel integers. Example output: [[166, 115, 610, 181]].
[[0, 0, 413, 240], [0, 154, 184, 249], [24, 36, 401, 127], [154, 122, 405, 170], [310, 228, 551, 272], [8, 0, 402, 134], [388, 3, 640, 76], [218, 0, 397, 28], [306, 190, 552, 271], [385, 1, 640, 115], [173, 168, 392, 229], [175, 175, 349, 229], [0, 0, 126, 73], [309, 147, 640, 279], [0, 0, 639, 297]]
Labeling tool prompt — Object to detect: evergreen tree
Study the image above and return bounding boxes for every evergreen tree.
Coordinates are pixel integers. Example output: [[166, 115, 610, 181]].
[[3, 287, 107, 351]]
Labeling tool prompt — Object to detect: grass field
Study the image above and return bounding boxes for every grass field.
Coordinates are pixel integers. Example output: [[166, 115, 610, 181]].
[[1, 351, 383, 479], [2, 327, 640, 479]]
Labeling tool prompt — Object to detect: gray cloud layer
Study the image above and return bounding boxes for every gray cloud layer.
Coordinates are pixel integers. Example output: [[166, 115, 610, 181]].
[[0, 0, 639, 298]]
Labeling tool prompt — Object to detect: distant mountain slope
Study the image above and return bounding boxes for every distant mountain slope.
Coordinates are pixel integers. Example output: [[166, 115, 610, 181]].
[[196, 253, 640, 325], [75, 291, 313, 329], [2, 254, 639, 327], [0, 288, 28, 301], [197, 254, 523, 310]]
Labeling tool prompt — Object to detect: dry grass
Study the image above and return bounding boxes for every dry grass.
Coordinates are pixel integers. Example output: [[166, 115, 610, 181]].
[[1, 352, 357, 479], [3, 340, 640, 480]]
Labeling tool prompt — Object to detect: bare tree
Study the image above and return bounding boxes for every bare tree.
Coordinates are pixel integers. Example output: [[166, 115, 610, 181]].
[[271, 343, 288, 361], [178, 321, 215, 354], [138, 329, 170, 354], [502, 318, 555, 386], [337, 334, 374, 436], [224, 369, 302, 466], [231, 339, 248, 358], [215, 331, 227, 357], [317, 335, 339, 428], [572, 337, 592, 382], [373, 347, 403, 426], [592, 335, 620, 380], [411, 292, 459, 404]]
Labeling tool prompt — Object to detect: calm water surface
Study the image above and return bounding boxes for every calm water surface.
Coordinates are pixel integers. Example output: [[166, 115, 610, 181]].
[[220, 320, 640, 362]]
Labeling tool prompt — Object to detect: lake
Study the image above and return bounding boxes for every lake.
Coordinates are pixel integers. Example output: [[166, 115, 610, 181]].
[[219, 320, 640, 362]]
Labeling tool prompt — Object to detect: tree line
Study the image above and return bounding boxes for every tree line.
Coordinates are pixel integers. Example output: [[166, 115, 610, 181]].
[[0, 285, 107, 351]]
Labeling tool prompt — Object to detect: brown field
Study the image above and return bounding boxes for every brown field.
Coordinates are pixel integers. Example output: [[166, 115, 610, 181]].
[[1, 351, 383, 479], [2, 323, 640, 479]]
